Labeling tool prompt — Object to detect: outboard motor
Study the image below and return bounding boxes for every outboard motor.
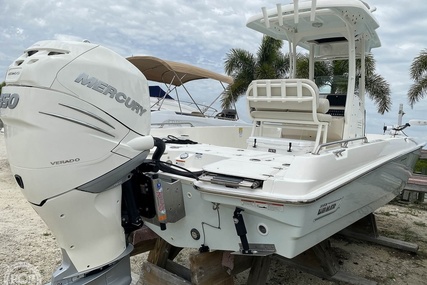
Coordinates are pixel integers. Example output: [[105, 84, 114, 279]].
[[0, 40, 155, 284]]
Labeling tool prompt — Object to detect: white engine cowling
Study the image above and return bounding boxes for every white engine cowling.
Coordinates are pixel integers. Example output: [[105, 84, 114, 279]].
[[0, 40, 154, 284]]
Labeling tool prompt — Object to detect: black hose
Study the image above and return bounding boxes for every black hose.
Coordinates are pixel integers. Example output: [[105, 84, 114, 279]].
[[157, 160, 203, 179], [152, 137, 166, 161], [152, 137, 203, 179]]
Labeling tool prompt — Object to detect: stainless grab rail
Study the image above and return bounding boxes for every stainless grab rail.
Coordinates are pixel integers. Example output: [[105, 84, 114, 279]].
[[312, 136, 368, 155]]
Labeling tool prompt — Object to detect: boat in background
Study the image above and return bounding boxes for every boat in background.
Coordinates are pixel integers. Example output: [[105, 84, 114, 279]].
[[145, 0, 425, 259], [127, 56, 249, 127]]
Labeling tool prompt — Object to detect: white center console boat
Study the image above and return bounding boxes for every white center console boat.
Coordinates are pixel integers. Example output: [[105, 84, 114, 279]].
[[146, 0, 424, 258], [0, 0, 424, 284]]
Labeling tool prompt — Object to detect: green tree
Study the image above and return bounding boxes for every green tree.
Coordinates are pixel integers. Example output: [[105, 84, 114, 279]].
[[345, 55, 391, 114], [222, 37, 391, 114], [222, 35, 288, 108], [408, 49, 427, 107], [303, 55, 391, 114]]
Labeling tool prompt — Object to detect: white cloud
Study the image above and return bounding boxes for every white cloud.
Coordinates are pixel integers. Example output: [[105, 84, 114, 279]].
[[33, 18, 47, 27], [53, 34, 85, 42], [1, 0, 427, 141]]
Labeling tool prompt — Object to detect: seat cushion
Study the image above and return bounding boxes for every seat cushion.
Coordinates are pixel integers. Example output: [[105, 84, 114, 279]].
[[250, 110, 332, 123], [317, 98, 330, 114]]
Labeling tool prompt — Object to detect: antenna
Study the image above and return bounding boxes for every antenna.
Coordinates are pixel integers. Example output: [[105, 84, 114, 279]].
[[262, 7, 270, 28], [397, 103, 404, 125]]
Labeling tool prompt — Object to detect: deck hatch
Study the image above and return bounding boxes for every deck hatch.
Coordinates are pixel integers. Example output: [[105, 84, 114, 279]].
[[199, 173, 263, 189]]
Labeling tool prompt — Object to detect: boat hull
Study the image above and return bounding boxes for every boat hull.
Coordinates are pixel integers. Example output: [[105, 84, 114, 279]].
[[143, 146, 420, 258]]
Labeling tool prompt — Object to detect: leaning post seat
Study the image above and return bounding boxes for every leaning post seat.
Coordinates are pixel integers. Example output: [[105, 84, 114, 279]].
[[246, 79, 332, 148]]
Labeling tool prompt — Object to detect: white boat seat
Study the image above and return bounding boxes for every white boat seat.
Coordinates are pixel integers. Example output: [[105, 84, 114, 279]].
[[246, 79, 332, 147]]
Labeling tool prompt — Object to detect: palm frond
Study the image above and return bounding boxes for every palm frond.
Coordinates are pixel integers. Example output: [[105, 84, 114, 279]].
[[221, 77, 252, 109], [408, 75, 427, 107], [410, 49, 427, 81], [224, 49, 256, 77], [407, 50, 427, 106], [220, 87, 236, 110], [257, 36, 284, 64], [222, 35, 288, 107], [272, 55, 290, 78], [363, 54, 376, 77], [366, 73, 391, 114]]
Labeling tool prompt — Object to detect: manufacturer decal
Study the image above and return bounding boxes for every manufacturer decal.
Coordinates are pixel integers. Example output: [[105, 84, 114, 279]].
[[50, 158, 80, 166], [315, 197, 343, 220], [7, 71, 20, 76], [0, 93, 20, 109], [74, 73, 147, 116]]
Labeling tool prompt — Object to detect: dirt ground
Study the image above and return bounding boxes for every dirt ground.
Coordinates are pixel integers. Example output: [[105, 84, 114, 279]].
[[1, 132, 426, 284]]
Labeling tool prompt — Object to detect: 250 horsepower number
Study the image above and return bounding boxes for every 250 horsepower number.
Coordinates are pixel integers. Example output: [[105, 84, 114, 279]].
[[0, 93, 20, 109]]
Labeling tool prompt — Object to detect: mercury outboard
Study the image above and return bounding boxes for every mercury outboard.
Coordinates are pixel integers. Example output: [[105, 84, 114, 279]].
[[0, 40, 156, 285]]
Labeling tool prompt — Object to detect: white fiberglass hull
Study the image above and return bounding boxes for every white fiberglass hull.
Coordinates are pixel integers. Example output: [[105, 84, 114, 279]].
[[144, 129, 422, 258]]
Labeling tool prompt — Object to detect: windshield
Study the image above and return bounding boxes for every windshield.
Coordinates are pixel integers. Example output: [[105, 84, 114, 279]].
[[315, 75, 349, 95]]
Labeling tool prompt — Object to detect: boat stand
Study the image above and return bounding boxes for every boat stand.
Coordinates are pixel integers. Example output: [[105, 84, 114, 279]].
[[136, 238, 376, 285], [338, 213, 418, 253], [273, 240, 377, 285], [138, 237, 270, 285], [131, 213, 419, 285]]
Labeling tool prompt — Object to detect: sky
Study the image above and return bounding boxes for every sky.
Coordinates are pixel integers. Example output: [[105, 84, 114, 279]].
[[1, 0, 427, 142]]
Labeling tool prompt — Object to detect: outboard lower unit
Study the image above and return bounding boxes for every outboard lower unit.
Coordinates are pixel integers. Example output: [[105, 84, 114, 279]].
[[0, 40, 156, 284]]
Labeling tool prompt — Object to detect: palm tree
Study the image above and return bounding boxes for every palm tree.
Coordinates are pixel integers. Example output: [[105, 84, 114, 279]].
[[223, 37, 391, 114], [307, 55, 391, 114], [408, 49, 427, 107], [222, 36, 288, 108], [364, 55, 392, 114]]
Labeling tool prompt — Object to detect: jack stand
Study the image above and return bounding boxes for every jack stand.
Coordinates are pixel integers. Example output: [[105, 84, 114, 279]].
[[231, 208, 277, 257], [233, 207, 252, 254]]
